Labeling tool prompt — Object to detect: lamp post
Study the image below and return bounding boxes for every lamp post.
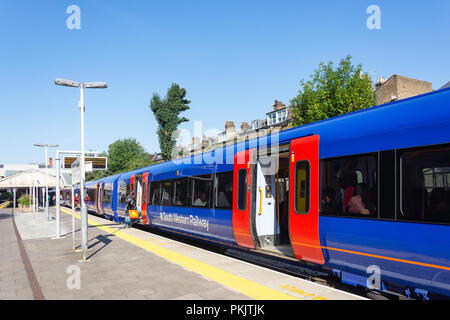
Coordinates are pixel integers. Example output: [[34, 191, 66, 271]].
[[33, 143, 58, 220], [54, 79, 107, 261]]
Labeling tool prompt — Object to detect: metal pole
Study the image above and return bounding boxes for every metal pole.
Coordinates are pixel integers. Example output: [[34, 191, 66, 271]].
[[72, 186, 75, 251], [55, 153, 61, 238], [45, 146, 49, 220], [79, 84, 88, 261], [34, 186, 37, 213], [32, 187, 34, 212], [33, 169, 36, 213], [13, 188, 16, 210]]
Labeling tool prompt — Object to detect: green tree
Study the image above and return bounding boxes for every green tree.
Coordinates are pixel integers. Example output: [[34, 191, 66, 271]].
[[86, 168, 111, 182], [108, 138, 153, 173], [85, 138, 154, 182], [291, 55, 375, 126], [126, 153, 155, 171], [150, 83, 190, 160]]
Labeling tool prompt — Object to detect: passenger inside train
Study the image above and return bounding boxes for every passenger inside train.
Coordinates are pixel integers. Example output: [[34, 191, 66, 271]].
[[320, 154, 378, 218]]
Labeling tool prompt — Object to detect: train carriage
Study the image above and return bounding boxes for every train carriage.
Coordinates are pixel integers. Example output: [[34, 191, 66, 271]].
[[85, 87, 450, 299]]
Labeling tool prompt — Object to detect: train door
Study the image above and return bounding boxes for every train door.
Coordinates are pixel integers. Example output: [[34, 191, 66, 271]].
[[141, 172, 149, 225], [232, 149, 255, 249], [254, 155, 279, 247], [253, 145, 294, 256], [289, 135, 325, 264], [97, 182, 103, 215], [135, 174, 143, 217]]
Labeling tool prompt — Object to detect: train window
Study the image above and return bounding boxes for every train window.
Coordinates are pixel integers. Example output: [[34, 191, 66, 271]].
[[86, 189, 95, 202], [118, 181, 127, 204], [103, 188, 111, 203], [149, 181, 161, 206], [400, 145, 450, 224], [320, 154, 378, 218], [294, 161, 310, 214], [142, 182, 147, 205], [126, 182, 132, 196], [174, 178, 189, 206], [237, 169, 247, 211], [161, 180, 173, 206], [215, 172, 233, 209], [191, 175, 212, 208]]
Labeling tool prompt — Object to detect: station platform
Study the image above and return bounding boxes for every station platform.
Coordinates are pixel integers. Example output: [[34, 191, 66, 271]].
[[0, 203, 366, 300]]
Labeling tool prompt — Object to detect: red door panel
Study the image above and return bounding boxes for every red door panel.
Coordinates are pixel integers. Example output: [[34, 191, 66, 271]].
[[130, 175, 135, 194], [98, 182, 103, 215], [94, 183, 98, 211], [232, 149, 255, 249], [289, 135, 325, 264], [141, 172, 150, 225]]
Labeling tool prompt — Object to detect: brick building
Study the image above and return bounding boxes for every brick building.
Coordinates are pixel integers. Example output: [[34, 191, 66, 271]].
[[375, 74, 433, 105]]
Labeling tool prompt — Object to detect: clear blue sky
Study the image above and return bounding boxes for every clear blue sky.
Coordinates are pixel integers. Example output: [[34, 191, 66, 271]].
[[1, 0, 449, 164]]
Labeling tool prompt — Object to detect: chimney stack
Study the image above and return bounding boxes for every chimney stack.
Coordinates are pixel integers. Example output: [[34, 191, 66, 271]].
[[375, 77, 386, 90], [225, 121, 235, 133], [240, 122, 250, 131], [273, 100, 286, 111]]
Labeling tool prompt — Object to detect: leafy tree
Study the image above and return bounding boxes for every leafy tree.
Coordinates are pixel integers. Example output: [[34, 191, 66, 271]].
[[126, 153, 155, 171], [291, 55, 375, 126], [150, 83, 190, 160], [85, 138, 154, 181], [108, 138, 153, 173], [86, 168, 111, 182]]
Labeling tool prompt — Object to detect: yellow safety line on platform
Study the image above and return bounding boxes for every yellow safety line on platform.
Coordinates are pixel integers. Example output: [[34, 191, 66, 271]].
[[0, 201, 10, 210], [60, 208, 298, 300]]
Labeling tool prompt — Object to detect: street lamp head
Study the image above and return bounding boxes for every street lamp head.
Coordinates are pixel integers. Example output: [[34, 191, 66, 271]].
[[55, 79, 107, 89], [34, 143, 59, 148], [55, 79, 80, 88], [84, 82, 108, 89]]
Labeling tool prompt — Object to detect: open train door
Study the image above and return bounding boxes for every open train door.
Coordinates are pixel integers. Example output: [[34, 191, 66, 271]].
[[135, 174, 143, 217], [289, 135, 325, 264], [97, 182, 103, 215], [232, 149, 255, 249], [141, 172, 150, 225]]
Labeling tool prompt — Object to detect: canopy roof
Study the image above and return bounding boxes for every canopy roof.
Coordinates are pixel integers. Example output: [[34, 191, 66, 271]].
[[0, 169, 68, 189]]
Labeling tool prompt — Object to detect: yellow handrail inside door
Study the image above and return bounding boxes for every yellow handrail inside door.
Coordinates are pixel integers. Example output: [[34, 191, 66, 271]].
[[258, 188, 263, 215]]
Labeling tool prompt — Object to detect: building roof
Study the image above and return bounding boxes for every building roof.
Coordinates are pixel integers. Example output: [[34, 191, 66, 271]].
[[0, 169, 68, 190]]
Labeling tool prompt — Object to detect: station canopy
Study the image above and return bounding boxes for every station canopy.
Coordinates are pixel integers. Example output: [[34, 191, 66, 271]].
[[0, 169, 68, 190]]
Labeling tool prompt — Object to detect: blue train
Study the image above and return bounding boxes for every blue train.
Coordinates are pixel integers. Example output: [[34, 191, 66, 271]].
[[74, 87, 450, 300]]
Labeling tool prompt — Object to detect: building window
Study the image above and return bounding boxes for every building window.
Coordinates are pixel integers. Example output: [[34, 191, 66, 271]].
[[267, 109, 288, 126], [320, 154, 378, 218], [400, 144, 450, 224]]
